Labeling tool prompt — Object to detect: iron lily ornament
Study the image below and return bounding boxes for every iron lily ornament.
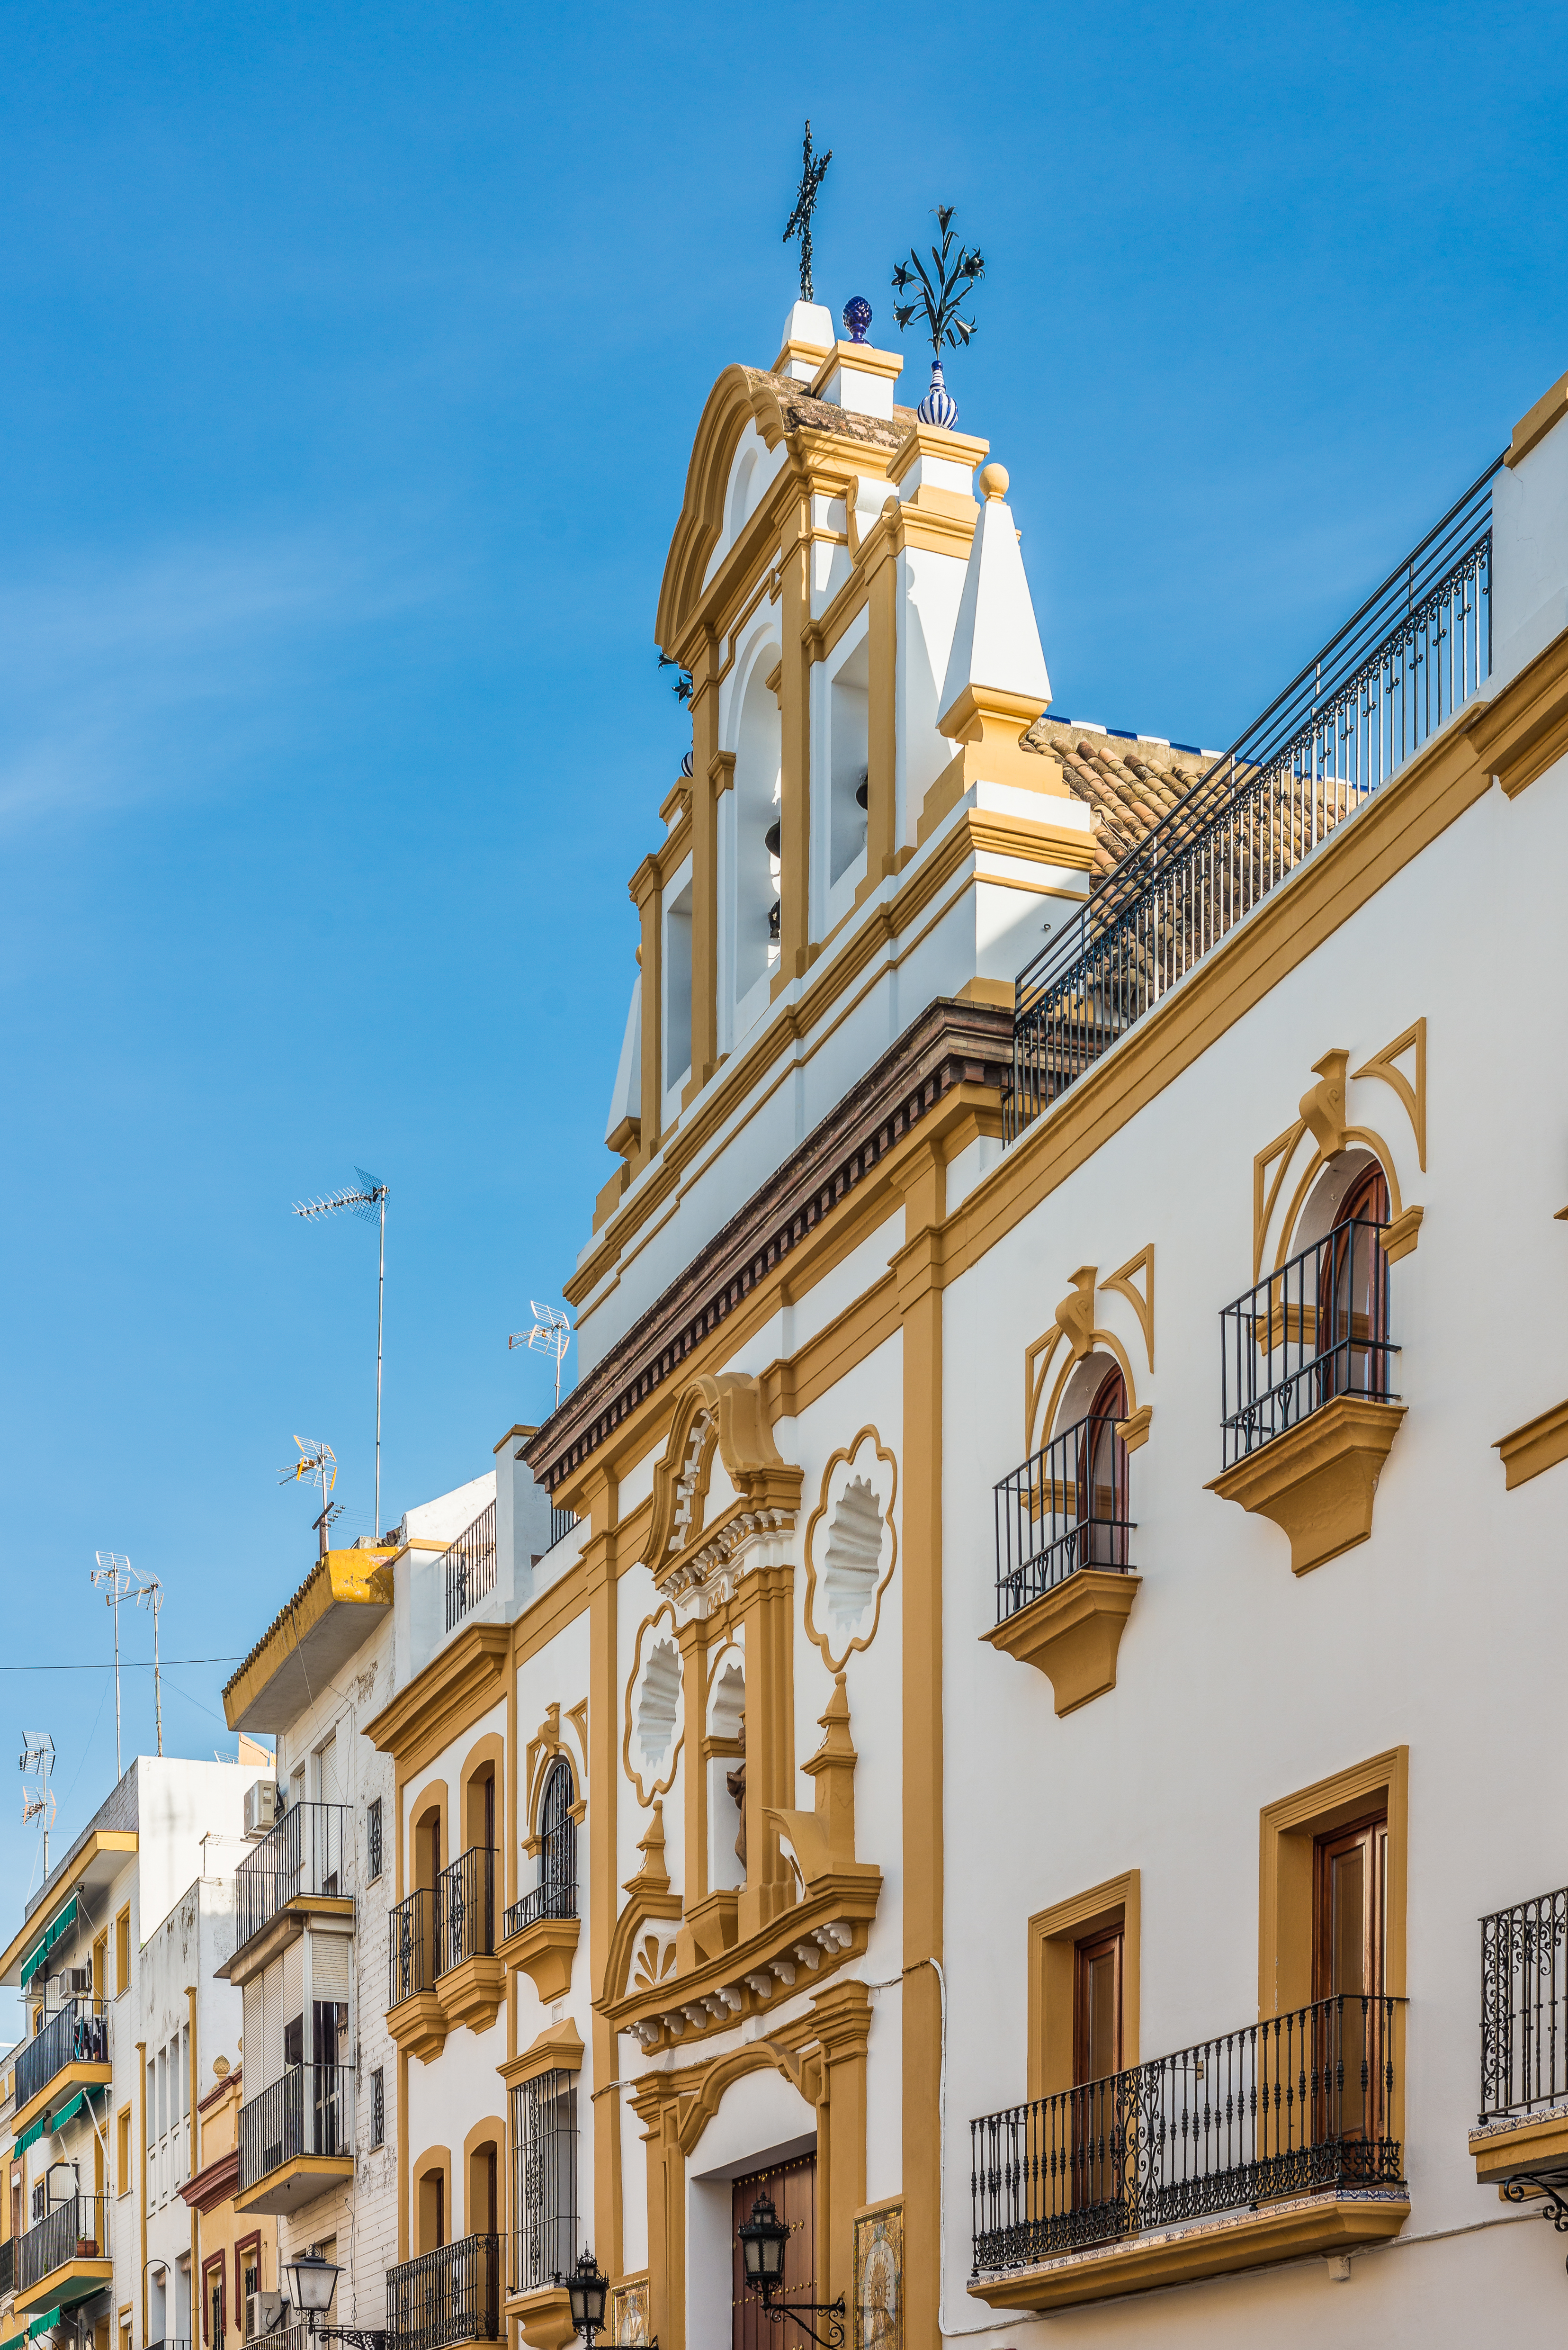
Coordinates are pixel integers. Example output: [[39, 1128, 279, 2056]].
[[891, 204, 985, 426], [783, 120, 833, 304]]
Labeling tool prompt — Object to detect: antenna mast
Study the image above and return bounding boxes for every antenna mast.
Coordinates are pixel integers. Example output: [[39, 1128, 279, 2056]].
[[90, 1554, 135, 1779], [135, 1575, 165, 1758], [281, 1436, 341, 1558], [293, 1170, 390, 1538], [509, 1302, 573, 1410], [19, 1733, 56, 1882]]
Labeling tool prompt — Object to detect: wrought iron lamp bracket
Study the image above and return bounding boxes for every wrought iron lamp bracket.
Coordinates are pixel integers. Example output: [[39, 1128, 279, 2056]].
[[761, 2295, 846, 2349], [309, 2326, 388, 2350], [1503, 2172, 1568, 2268]]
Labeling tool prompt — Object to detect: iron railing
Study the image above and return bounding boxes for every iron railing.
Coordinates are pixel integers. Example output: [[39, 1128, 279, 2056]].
[[505, 1761, 576, 1938], [1481, 1884, 1568, 2122], [548, 1506, 578, 1549], [436, 1847, 496, 1974], [994, 1408, 1134, 1620], [1007, 462, 1500, 1142], [389, 1889, 438, 2008], [510, 2069, 577, 2296], [387, 2234, 502, 2350], [1220, 1219, 1396, 1468], [235, 1801, 351, 1951], [237, 2065, 351, 2191], [443, 1503, 498, 1632], [971, 1993, 1402, 2273], [17, 2191, 110, 2291], [16, 1997, 109, 2111]]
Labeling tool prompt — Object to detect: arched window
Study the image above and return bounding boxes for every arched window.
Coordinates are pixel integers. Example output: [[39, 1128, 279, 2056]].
[[537, 1758, 576, 1923], [1318, 1161, 1391, 1404], [1077, 1365, 1131, 1572]]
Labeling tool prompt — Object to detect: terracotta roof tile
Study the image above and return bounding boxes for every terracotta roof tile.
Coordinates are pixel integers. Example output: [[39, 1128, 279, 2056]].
[[1023, 718, 1214, 882]]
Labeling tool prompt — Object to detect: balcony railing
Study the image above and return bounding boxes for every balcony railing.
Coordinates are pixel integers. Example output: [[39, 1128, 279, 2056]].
[[1219, 1219, 1396, 1468], [0, 2233, 15, 2296], [18, 2191, 109, 2291], [389, 1889, 438, 2008], [16, 1998, 109, 2112], [994, 1408, 1133, 1620], [504, 1869, 577, 1941], [237, 2065, 352, 2192], [437, 1847, 496, 1974], [443, 1503, 498, 1633], [548, 1506, 577, 1549], [971, 1993, 1402, 2274], [387, 2234, 502, 2350], [1006, 462, 1499, 1143], [235, 1802, 351, 1951], [1481, 1884, 1568, 2123]]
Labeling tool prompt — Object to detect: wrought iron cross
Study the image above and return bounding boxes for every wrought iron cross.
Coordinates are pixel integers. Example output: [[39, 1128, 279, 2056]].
[[782, 119, 832, 303]]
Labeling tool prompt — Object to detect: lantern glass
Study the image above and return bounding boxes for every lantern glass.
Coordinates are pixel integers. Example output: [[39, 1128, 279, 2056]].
[[566, 2251, 608, 2334], [283, 2253, 340, 2316], [739, 2196, 788, 2289]]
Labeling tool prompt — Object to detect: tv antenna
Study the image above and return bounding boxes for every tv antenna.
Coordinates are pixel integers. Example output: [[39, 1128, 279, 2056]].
[[90, 1553, 138, 1780], [293, 1169, 389, 1540], [509, 1302, 573, 1410], [281, 1436, 341, 1558], [19, 1732, 56, 1881], [134, 1574, 165, 1757]]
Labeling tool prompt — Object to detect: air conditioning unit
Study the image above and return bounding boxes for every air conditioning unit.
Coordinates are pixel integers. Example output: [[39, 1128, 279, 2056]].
[[57, 1965, 91, 1997], [244, 1779, 279, 1837], [246, 2292, 284, 2341]]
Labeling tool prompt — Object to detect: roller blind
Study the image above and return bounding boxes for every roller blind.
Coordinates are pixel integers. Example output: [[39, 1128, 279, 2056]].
[[262, 1958, 282, 2086], [312, 1931, 349, 2004]]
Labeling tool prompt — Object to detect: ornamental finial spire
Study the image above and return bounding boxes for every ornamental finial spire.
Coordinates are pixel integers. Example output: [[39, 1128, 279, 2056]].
[[782, 119, 832, 303]]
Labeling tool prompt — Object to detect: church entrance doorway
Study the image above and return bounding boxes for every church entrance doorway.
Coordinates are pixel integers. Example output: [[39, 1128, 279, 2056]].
[[730, 2151, 816, 2350]]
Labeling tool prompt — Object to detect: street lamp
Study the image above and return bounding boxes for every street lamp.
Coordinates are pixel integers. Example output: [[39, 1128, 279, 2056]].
[[281, 2251, 385, 2350], [737, 2197, 845, 2349], [560, 2251, 609, 2346]]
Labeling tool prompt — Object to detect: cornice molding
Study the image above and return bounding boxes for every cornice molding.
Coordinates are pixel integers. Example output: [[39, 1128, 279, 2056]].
[[529, 998, 1009, 1496], [365, 1621, 511, 1774]]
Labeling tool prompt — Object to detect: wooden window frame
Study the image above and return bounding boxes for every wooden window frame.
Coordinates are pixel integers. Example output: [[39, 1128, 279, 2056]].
[[1026, 1872, 1140, 2102], [116, 2106, 132, 2200], [233, 2226, 262, 2323], [1259, 1747, 1407, 2146], [115, 1907, 131, 1997], [203, 2252, 226, 2350]]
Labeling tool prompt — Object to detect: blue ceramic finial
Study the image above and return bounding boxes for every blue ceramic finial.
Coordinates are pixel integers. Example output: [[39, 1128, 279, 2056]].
[[917, 357, 958, 428], [842, 295, 872, 344]]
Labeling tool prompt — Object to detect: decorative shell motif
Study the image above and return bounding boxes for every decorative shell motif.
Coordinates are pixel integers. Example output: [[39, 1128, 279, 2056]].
[[632, 1932, 677, 1993]]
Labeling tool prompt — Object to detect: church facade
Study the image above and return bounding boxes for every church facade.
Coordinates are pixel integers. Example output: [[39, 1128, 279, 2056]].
[[513, 313, 1568, 2344], [220, 315, 1568, 2350]]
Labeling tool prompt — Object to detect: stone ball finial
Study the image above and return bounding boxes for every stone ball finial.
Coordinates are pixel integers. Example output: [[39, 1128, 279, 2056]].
[[979, 463, 1010, 501]]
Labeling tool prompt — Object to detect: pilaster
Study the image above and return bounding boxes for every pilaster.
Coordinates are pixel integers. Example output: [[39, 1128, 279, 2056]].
[[735, 1560, 797, 1942], [894, 1142, 947, 2350], [777, 491, 813, 984], [584, 1466, 623, 2278], [687, 627, 721, 1094], [811, 1976, 872, 2313]]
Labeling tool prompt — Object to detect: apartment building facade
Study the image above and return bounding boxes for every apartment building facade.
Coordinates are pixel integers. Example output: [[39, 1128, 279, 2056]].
[[0, 1758, 270, 2350]]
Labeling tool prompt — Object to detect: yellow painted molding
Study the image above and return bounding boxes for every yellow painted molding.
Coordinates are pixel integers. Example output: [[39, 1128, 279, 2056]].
[[385, 1987, 447, 2066], [1494, 1397, 1568, 1490], [1484, 620, 1568, 797], [1115, 1404, 1153, 1454], [13, 2252, 115, 2315], [1299, 1048, 1350, 1158], [765, 1673, 878, 1886], [499, 2018, 585, 2091], [1471, 2108, 1568, 2187], [1102, 1245, 1155, 1370], [1353, 1017, 1426, 1170], [621, 1601, 683, 1808], [1381, 1203, 1424, 1263], [222, 1549, 394, 1732], [808, 341, 905, 399], [9, 2056, 114, 2142], [981, 1572, 1141, 1716], [886, 418, 989, 486], [511, 2285, 577, 2350], [1027, 1871, 1140, 2100], [365, 1621, 509, 1775], [437, 1951, 506, 2035], [1507, 369, 1568, 467], [1259, 1747, 1408, 2022], [1206, 1397, 1407, 1575], [499, 1916, 580, 2006], [801, 1429, 899, 1675], [1055, 1265, 1097, 1361], [968, 2192, 1408, 2313]]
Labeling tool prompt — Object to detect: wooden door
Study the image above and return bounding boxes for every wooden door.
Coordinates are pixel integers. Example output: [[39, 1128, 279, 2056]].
[[731, 2152, 815, 2350], [1314, 1812, 1388, 2144], [1080, 1368, 1129, 1569], [1319, 1165, 1389, 1400], [1072, 1927, 1124, 2218]]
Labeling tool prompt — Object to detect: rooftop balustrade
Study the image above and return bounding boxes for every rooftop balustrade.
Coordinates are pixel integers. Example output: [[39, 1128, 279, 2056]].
[[1006, 462, 1499, 1143], [443, 1502, 497, 1633]]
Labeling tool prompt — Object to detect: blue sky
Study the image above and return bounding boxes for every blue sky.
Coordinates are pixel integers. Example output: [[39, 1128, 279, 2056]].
[[0, 0, 1563, 1946]]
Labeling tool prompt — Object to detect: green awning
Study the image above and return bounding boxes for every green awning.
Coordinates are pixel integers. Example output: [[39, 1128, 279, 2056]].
[[14, 2087, 89, 2159], [19, 1899, 78, 1992], [27, 2311, 62, 2341]]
